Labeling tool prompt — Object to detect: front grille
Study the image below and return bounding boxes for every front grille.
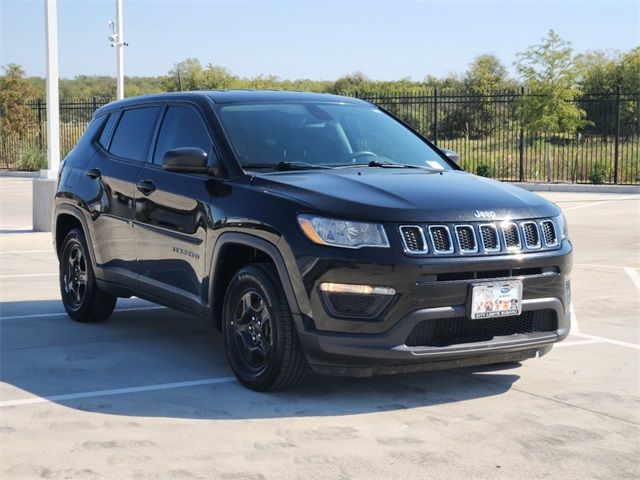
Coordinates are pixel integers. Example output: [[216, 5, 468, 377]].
[[501, 222, 521, 250], [479, 224, 500, 251], [541, 220, 558, 246], [398, 218, 561, 256], [405, 310, 557, 347], [455, 225, 477, 252], [521, 222, 541, 248], [429, 226, 453, 253], [399, 226, 427, 253]]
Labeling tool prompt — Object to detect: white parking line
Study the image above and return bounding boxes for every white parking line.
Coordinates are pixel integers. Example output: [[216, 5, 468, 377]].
[[554, 339, 602, 348], [0, 306, 166, 321], [574, 263, 628, 270], [0, 273, 57, 279], [569, 307, 639, 350], [623, 267, 640, 291], [562, 195, 639, 212], [0, 250, 54, 254], [570, 305, 580, 335], [574, 333, 640, 351], [0, 376, 236, 408]]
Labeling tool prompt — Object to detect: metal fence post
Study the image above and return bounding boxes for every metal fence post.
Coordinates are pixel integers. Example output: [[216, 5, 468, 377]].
[[433, 88, 439, 145], [519, 87, 525, 182], [36, 98, 44, 151], [614, 85, 621, 184]]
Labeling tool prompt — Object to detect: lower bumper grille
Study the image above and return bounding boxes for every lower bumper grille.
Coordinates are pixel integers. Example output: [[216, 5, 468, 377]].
[[405, 310, 557, 347]]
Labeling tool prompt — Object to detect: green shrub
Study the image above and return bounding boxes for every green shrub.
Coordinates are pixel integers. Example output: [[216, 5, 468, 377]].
[[587, 163, 610, 184], [476, 163, 495, 178], [16, 145, 47, 171]]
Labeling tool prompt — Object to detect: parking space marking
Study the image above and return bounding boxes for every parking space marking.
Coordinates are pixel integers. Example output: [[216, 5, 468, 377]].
[[561, 194, 639, 212], [0, 250, 54, 254], [623, 267, 640, 291], [0, 273, 57, 279], [0, 376, 236, 408], [554, 339, 602, 348], [570, 305, 580, 335], [0, 306, 166, 321], [574, 333, 640, 350]]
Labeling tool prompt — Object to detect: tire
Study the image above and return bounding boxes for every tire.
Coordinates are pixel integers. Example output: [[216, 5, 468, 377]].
[[59, 227, 116, 323], [222, 263, 307, 391]]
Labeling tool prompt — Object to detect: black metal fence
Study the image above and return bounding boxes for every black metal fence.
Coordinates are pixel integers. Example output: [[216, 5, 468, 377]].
[[1, 91, 639, 184]]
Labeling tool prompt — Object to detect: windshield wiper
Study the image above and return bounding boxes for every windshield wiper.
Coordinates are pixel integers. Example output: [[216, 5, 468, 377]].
[[243, 161, 332, 171], [336, 160, 436, 170]]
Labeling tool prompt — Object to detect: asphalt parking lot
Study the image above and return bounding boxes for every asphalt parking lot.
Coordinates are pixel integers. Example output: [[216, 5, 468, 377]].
[[1, 177, 638, 480]]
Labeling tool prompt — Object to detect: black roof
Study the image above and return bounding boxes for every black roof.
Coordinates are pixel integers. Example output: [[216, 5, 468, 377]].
[[95, 90, 367, 116]]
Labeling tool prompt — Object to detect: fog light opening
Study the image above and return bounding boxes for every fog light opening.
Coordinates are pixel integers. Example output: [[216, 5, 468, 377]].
[[320, 282, 396, 296]]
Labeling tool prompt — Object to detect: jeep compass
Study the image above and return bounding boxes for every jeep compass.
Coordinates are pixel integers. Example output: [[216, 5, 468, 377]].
[[53, 91, 572, 391]]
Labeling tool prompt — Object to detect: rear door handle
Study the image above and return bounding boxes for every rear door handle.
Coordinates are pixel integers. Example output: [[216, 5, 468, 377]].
[[85, 168, 101, 179], [136, 179, 156, 196]]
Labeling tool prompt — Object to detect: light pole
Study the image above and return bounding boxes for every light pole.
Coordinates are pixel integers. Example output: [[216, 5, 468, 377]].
[[33, 0, 61, 232], [108, 0, 127, 99], [44, 0, 60, 176]]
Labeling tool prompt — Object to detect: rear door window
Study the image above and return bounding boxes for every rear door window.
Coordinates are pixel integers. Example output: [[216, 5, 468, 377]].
[[109, 106, 161, 161], [98, 113, 118, 149], [152, 105, 213, 165]]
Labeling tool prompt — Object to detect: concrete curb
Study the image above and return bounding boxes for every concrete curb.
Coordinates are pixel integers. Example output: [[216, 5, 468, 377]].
[[0, 171, 40, 178], [509, 182, 640, 194]]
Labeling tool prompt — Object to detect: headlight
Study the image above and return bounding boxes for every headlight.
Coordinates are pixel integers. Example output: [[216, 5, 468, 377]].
[[554, 213, 569, 240], [297, 214, 389, 249]]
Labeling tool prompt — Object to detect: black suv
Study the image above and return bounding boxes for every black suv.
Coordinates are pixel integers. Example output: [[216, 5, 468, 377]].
[[53, 91, 572, 391]]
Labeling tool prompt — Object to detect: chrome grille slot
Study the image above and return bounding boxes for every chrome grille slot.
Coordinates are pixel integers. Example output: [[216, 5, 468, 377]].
[[428, 225, 454, 253], [479, 224, 500, 252], [399, 226, 428, 253], [521, 221, 541, 249], [454, 225, 478, 253], [501, 222, 521, 250], [541, 220, 558, 246]]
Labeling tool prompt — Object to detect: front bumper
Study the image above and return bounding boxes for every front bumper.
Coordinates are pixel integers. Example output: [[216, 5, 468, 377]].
[[290, 240, 572, 377], [295, 297, 569, 376]]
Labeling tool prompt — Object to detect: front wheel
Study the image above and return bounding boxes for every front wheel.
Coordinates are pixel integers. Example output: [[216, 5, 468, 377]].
[[222, 264, 307, 391], [59, 228, 116, 323]]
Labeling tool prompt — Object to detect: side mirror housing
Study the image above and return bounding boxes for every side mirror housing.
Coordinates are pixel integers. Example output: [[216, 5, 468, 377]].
[[441, 148, 460, 165], [162, 147, 209, 173]]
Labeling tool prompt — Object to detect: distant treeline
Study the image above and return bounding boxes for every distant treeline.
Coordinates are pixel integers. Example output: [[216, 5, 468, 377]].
[[14, 46, 640, 100]]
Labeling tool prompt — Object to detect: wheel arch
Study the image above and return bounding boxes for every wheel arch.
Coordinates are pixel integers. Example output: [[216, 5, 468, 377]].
[[54, 204, 98, 268], [209, 232, 302, 330]]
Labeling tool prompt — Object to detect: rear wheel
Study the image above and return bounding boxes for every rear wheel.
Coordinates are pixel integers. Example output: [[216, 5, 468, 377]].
[[222, 264, 307, 391], [59, 228, 116, 323]]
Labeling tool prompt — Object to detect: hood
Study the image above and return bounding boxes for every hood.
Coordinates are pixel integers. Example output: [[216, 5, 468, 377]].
[[251, 169, 560, 222]]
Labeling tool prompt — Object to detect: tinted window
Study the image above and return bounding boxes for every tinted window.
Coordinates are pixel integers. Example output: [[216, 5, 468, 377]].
[[217, 103, 449, 170], [98, 113, 118, 148], [153, 106, 213, 165], [109, 107, 160, 161]]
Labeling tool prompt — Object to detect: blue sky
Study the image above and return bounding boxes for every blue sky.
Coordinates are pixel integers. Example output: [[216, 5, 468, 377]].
[[1, 0, 638, 80]]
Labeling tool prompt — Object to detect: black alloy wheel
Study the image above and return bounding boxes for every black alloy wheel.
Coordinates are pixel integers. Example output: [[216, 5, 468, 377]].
[[222, 264, 307, 391], [59, 228, 116, 323]]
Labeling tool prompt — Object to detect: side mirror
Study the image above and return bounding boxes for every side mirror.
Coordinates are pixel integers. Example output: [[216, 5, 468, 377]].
[[440, 148, 460, 165], [162, 147, 209, 173]]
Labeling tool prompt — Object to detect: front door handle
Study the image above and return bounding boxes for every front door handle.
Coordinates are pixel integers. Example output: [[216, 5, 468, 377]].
[[85, 168, 101, 179], [136, 179, 156, 196]]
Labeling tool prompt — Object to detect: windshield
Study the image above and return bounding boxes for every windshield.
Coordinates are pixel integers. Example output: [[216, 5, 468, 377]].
[[216, 102, 452, 171]]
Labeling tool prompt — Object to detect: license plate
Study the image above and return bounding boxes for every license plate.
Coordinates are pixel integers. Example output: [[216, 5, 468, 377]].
[[470, 281, 523, 319]]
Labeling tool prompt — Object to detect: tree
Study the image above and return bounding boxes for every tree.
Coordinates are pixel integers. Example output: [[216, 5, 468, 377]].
[[515, 30, 586, 134], [0, 64, 37, 138], [163, 58, 205, 91], [465, 54, 510, 93]]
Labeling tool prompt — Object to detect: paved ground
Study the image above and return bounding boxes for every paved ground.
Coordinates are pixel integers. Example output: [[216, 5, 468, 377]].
[[1, 177, 639, 480]]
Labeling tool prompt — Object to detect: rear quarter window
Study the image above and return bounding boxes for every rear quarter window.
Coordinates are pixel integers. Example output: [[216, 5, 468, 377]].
[[108, 106, 161, 161]]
